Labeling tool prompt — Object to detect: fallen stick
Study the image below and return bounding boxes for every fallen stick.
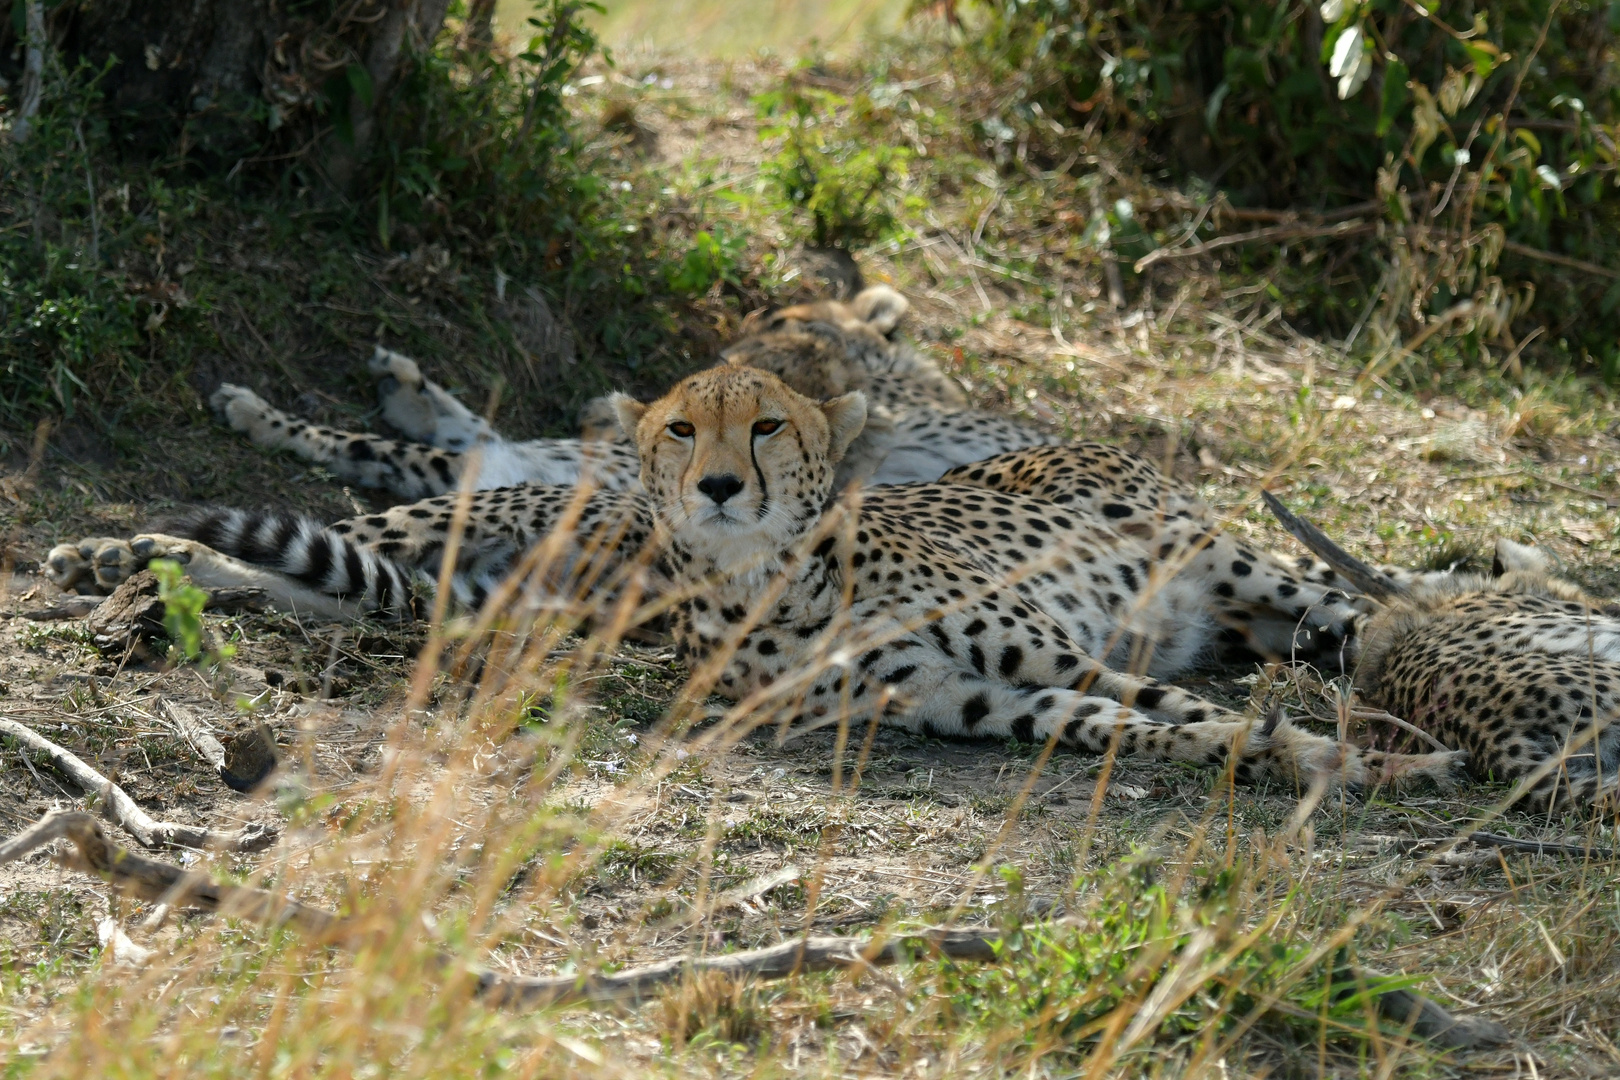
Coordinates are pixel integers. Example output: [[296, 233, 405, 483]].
[[0, 811, 1508, 1047], [1134, 220, 1375, 273], [0, 719, 276, 852], [0, 811, 330, 933], [474, 927, 1000, 1007], [1468, 831, 1619, 860]]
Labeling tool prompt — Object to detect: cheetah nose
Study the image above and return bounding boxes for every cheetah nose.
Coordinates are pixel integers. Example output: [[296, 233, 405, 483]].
[[696, 473, 745, 505]]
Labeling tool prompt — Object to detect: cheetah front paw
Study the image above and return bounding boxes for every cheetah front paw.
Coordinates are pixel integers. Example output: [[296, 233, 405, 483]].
[[370, 345, 492, 450], [368, 344, 425, 389], [371, 346, 448, 444], [1366, 747, 1471, 791], [45, 538, 124, 593], [211, 383, 278, 438]]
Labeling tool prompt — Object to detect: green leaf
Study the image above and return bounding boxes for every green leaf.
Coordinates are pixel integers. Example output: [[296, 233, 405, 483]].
[[1462, 42, 1499, 80], [346, 63, 374, 110], [1377, 58, 1409, 137], [1600, 278, 1620, 316]]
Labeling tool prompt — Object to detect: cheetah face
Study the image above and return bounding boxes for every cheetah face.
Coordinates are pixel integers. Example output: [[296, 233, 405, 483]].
[[610, 367, 866, 564]]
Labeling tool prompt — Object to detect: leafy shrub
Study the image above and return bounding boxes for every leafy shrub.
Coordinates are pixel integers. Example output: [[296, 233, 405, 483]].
[[374, 1, 605, 255], [756, 81, 924, 249], [666, 227, 747, 295], [958, 0, 1620, 375], [0, 61, 145, 421]]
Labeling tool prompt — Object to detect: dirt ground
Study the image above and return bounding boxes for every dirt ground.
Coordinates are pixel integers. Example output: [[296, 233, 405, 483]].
[[5, 53, 1620, 1077]]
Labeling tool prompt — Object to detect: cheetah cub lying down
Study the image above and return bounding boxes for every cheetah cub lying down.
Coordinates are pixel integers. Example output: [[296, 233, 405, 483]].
[[51, 367, 1465, 791], [206, 286, 1056, 499], [1267, 493, 1620, 814]]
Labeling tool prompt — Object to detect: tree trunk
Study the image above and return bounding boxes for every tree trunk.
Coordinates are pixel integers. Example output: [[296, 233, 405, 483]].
[[1, 0, 450, 187]]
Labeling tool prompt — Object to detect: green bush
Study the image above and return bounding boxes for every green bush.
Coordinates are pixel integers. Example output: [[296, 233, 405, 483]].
[[755, 81, 925, 249], [959, 0, 1620, 376], [0, 2, 704, 431]]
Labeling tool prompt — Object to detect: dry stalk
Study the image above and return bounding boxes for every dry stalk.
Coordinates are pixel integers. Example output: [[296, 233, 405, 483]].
[[0, 718, 275, 852]]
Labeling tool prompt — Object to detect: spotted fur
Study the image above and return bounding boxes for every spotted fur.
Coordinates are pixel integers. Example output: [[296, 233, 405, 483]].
[[1304, 536, 1620, 814]]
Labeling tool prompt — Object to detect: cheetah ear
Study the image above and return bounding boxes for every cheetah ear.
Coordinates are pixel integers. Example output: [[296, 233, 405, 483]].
[[850, 286, 909, 336], [608, 393, 648, 448], [820, 391, 867, 463], [1492, 538, 1549, 577]]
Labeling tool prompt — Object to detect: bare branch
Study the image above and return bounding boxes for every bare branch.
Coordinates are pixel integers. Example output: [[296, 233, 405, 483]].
[[1135, 220, 1375, 273], [1260, 491, 1405, 601], [10, 1, 45, 144], [0, 719, 276, 852]]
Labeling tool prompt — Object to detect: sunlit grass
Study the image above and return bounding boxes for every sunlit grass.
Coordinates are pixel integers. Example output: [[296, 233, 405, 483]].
[[497, 0, 909, 58]]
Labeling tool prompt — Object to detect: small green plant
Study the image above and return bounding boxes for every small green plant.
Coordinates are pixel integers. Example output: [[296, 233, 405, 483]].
[[755, 82, 922, 249], [150, 558, 234, 668], [665, 228, 747, 295], [939, 855, 1419, 1058]]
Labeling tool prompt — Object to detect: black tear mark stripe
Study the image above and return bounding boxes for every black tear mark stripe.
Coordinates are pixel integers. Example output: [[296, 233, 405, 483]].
[[749, 432, 771, 520]]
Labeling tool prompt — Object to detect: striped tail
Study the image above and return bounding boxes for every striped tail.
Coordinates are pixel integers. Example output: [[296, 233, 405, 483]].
[[172, 509, 418, 617]]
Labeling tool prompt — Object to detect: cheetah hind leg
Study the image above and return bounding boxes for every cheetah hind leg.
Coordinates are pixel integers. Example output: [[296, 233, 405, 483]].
[[875, 664, 1468, 791], [370, 347, 496, 452], [47, 534, 366, 619]]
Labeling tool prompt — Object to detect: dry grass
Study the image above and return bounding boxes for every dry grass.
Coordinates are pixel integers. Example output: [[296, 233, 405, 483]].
[[5, 34, 1620, 1080]]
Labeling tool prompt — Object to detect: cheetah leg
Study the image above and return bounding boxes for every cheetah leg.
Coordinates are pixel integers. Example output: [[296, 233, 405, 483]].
[[45, 534, 365, 618], [211, 383, 467, 499], [811, 660, 1466, 789], [369, 347, 498, 451], [1510, 768, 1620, 817]]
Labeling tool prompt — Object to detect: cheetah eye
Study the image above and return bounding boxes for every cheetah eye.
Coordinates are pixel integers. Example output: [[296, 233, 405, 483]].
[[667, 421, 695, 439], [752, 419, 782, 436]]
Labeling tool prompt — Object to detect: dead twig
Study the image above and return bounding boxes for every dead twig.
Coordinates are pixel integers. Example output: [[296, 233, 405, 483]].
[[1501, 239, 1620, 280], [1350, 708, 1456, 755], [1467, 831, 1620, 860], [1134, 220, 1375, 273], [0, 811, 324, 930], [0, 719, 276, 851]]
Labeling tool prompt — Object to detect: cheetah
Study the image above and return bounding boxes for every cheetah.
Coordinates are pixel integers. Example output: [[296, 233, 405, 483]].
[[52, 367, 1464, 791], [206, 286, 1056, 499], [1266, 492, 1620, 814]]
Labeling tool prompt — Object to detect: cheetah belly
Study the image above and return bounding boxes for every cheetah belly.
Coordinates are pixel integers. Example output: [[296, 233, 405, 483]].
[[866, 413, 1057, 486], [1020, 558, 1217, 681], [470, 439, 641, 492]]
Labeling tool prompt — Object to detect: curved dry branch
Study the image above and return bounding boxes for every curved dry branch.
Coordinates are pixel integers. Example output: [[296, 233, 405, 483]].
[[1260, 491, 1405, 601], [0, 810, 331, 933], [0, 718, 276, 852]]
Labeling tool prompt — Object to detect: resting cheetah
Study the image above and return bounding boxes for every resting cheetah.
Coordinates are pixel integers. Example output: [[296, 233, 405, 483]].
[[1267, 494, 1620, 814], [51, 367, 1464, 790], [207, 287, 1056, 499]]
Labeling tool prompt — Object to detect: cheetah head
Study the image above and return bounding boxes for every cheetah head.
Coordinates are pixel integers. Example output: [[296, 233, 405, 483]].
[[719, 285, 911, 399], [609, 366, 867, 566]]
